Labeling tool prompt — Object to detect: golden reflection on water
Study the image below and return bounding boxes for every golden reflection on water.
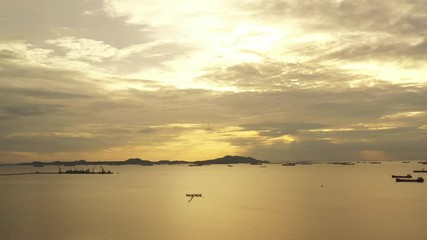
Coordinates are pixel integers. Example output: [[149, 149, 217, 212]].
[[1, 163, 427, 240]]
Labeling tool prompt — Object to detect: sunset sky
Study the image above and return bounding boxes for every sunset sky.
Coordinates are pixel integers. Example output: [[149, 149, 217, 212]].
[[1, 0, 427, 163]]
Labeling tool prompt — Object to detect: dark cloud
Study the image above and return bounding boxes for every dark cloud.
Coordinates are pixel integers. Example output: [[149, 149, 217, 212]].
[[0, 86, 92, 100], [1, 78, 426, 160], [243, 133, 427, 162], [0, 135, 124, 153], [1, 104, 61, 117]]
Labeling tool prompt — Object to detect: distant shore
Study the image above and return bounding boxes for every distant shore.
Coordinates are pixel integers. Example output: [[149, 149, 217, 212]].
[[10, 155, 269, 167]]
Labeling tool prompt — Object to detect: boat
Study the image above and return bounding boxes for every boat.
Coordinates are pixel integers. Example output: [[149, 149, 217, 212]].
[[228, 165, 233, 167], [282, 162, 296, 166], [186, 194, 202, 197], [186, 193, 202, 202], [250, 162, 262, 165], [329, 162, 355, 165], [189, 163, 203, 167], [391, 174, 412, 178], [413, 169, 427, 173], [396, 177, 424, 182], [58, 167, 113, 174]]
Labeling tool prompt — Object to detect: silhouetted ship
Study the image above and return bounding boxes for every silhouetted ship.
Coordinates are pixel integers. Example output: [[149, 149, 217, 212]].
[[395, 177, 424, 182], [282, 162, 296, 166], [189, 163, 203, 167], [413, 169, 427, 173], [58, 167, 113, 174], [250, 162, 262, 165], [329, 162, 355, 165], [391, 174, 412, 178]]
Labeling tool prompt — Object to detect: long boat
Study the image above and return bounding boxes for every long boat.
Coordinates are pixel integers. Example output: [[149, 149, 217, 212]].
[[282, 162, 296, 166], [391, 174, 412, 178], [186, 193, 202, 202], [396, 177, 424, 182]]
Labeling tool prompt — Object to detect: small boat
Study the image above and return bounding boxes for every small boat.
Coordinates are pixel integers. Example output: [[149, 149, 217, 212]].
[[228, 165, 233, 167], [189, 163, 203, 167], [186, 193, 202, 202], [413, 169, 427, 173], [391, 174, 412, 178], [250, 162, 262, 165], [396, 177, 424, 182], [59, 167, 113, 174], [282, 162, 296, 166], [186, 194, 202, 197], [329, 162, 355, 165]]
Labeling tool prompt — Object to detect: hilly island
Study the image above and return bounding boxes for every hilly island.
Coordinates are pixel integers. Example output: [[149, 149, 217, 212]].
[[20, 155, 269, 167]]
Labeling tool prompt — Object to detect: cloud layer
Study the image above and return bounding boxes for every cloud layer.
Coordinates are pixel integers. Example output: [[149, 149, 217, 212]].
[[1, 0, 426, 162]]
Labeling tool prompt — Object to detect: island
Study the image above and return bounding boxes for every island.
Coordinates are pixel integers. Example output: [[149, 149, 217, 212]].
[[18, 155, 269, 167]]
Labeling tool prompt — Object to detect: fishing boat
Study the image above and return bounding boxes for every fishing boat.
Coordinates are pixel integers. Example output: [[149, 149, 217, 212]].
[[391, 174, 412, 178], [413, 169, 427, 173], [396, 177, 424, 182]]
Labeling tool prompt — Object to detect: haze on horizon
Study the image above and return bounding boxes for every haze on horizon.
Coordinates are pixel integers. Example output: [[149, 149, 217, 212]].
[[1, 0, 427, 163]]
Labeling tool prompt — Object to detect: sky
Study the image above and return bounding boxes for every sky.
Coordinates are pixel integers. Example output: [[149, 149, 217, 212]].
[[1, 0, 427, 163]]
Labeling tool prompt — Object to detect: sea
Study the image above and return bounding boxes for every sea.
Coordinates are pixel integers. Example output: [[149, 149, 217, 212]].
[[1, 162, 427, 240]]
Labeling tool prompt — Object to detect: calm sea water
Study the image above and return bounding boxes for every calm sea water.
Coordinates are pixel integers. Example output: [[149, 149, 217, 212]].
[[1, 162, 427, 240]]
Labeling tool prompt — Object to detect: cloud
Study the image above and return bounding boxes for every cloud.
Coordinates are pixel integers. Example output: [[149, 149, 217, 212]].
[[0, 0, 149, 46], [46, 37, 118, 62], [248, 0, 427, 35], [1, 104, 61, 117], [1, 0, 427, 162], [0, 135, 122, 153], [199, 60, 374, 91], [240, 122, 328, 137]]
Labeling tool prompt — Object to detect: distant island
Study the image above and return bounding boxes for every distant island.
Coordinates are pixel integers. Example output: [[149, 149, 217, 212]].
[[19, 155, 269, 166]]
